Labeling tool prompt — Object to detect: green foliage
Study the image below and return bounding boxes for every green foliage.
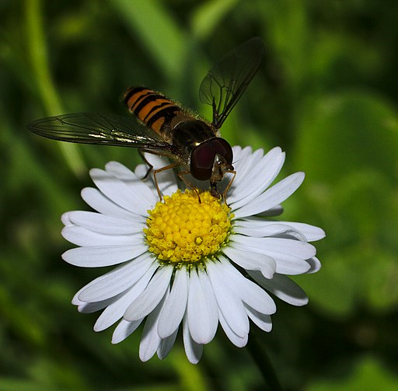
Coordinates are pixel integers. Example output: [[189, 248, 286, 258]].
[[307, 356, 398, 391], [1, 0, 398, 389], [295, 90, 398, 317]]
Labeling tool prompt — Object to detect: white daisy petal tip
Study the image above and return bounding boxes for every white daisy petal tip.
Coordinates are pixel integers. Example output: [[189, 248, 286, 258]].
[[61, 212, 72, 226], [88, 167, 102, 180], [60, 146, 324, 363], [306, 257, 322, 274], [261, 268, 275, 280], [315, 228, 326, 241], [105, 160, 126, 172]]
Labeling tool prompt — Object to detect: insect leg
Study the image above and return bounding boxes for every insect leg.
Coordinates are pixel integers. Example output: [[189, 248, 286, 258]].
[[210, 170, 236, 203], [138, 149, 153, 179], [138, 148, 181, 200], [222, 170, 236, 204], [152, 162, 180, 200], [177, 170, 201, 203]]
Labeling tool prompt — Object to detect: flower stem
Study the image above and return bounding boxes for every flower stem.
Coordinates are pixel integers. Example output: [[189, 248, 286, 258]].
[[171, 347, 209, 391], [247, 331, 283, 391], [25, 0, 86, 177]]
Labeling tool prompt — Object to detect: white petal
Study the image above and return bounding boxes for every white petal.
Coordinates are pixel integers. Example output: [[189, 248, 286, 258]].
[[134, 164, 147, 179], [233, 172, 305, 218], [276, 259, 312, 275], [256, 205, 284, 217], [231, 145, 252, 165], [139, 297, 165, 362], [230, 146, 256, 181], [138, 153, 179, 197], [90, 168, 149, 216], [230, 238, 313, 275], [105, 161, 157, 205], [229, 147, 285, 206], [223, 245, 276, 279], [142, 152, 170, 171], [72, 288, 84, 306], [232, 236, 316, 260], [112, 319, 143, 344], [228, 151, 269, 202], [157, 329, 178, 360], [61, 212, 73, 227], [245, 305, 272, 332], [234, 222, 307, 241], [81, 187, 140, 220], [183, 314, 203, 364], [67, 211, 144, 234], [94, 287, 141, 331], [279, 222, 326, 242], [231, 147, 262, 187], [79, 253, 154, 302], [73, 293, 115, 313], [249, 271, 309, 306], [158, 266, 188, 339], [228, 148, 264, 198], [187, 270, 218, 344], [306, 257, 322, 273], [62, 244, 147, 267], [219, 257, 276, 315], [124, 266, 173, 321], [135, 166, 177, 198], [76, 301, 109, 313], [206, 261, 249, 338], [93, 262, 159, 331], [218, 310, 248, 348], [62, 226, 142, 247]]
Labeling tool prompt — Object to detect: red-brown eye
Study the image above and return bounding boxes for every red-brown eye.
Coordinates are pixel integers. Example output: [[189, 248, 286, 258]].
[[212, 138, 233, 165], [190, 138, 233, 181], [190, 142, 215, 180]]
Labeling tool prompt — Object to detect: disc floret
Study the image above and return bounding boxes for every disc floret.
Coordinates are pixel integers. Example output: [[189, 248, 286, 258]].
[[144, 190, 232, 264]]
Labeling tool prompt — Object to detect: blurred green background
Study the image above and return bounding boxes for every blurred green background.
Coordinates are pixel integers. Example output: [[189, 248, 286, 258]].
[[1, 0, 398, 390]]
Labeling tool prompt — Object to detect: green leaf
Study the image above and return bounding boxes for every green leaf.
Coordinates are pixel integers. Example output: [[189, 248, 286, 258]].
[[307, 356, 398, 391], [295, 90, 398, 184], [111, 0, 186, 81], [191, 0, 240, 40], [301, 250, 358, 316], [24, 0, 86, 176], [298, 169, 398, 314]]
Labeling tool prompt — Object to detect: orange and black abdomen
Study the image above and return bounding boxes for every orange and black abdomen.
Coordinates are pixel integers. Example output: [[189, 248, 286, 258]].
[[124, 87, 183, 136]]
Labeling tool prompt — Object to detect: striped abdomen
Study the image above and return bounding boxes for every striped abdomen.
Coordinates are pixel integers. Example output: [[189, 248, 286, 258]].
[[124, 87, 183, 137]]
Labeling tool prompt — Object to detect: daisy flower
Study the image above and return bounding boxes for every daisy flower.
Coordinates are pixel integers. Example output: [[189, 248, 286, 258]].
[[61, 146, 325, 364]]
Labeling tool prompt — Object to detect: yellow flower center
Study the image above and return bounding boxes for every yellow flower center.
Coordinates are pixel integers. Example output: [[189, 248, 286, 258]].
[[144, 190, 233, 264]]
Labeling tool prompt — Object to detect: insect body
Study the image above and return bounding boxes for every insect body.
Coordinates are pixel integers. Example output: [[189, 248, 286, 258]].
[[27, 37, 264, 199], [124, 86, 234, 197]]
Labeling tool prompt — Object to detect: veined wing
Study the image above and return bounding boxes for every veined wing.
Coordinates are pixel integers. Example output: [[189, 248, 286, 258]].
[[199, 37, 264, 129], [27, 112, 173, 151]]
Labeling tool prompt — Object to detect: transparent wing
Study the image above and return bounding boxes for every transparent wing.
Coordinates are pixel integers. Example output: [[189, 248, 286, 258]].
[[27, 112, 173, 152], [199, 37, 264, 129]]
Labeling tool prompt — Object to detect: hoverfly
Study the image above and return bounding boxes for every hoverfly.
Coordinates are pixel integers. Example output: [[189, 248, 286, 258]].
[[27, 37, 264, 200]]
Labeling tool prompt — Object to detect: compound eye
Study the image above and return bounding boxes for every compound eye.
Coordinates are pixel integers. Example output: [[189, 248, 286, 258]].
[[213, 138, 233, 165], [190, 143, 215, 180]]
